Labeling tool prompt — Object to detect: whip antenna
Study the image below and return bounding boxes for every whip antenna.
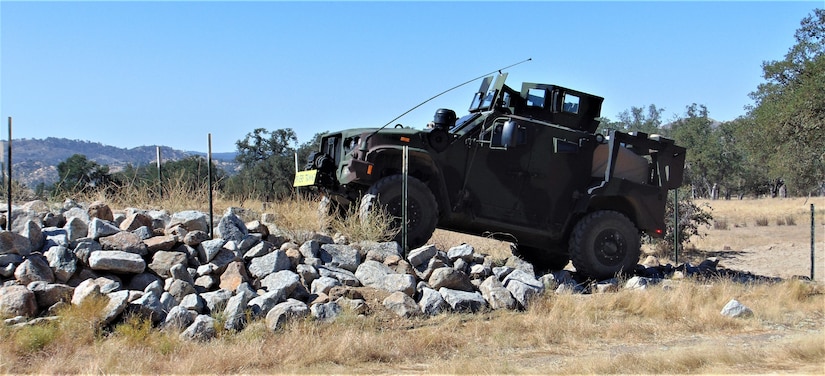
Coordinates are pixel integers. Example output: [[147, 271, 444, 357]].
[[362, 58, 532, 150]]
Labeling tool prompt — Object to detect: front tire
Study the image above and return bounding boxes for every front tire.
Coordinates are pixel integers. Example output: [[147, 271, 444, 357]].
[[359, 175, 438, 249], [569, 211, 640, 280]]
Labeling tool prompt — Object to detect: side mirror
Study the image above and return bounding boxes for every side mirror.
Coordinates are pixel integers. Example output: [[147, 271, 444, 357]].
[[490, 120, 518, 150]]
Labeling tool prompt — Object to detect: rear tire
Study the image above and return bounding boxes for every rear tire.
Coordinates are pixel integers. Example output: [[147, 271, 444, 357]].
[[359, 175, 438, 249], [569, 211, 640, 280]]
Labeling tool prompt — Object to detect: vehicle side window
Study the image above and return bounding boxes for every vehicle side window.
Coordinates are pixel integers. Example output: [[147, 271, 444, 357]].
[[527, 88, 546, 107], [562, 93, 580, 114]]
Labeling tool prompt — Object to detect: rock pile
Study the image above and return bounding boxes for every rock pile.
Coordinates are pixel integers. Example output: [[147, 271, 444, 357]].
[[0, 199, 778, 339]]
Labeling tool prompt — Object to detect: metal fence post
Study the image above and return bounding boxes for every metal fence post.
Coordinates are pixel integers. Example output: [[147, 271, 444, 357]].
[[812, 204, 816, 281], [674, 188, 679, 264], [6, 117, 11, 231], [208, 134, 214, 240], [402, 145, 409, 257]]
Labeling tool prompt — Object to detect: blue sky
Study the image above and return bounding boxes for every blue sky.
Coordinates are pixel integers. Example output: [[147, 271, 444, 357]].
[[0, 1, 821, 153]]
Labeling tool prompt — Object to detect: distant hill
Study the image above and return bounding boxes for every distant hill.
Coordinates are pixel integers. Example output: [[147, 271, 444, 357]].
[[0, 137, 239, 188]]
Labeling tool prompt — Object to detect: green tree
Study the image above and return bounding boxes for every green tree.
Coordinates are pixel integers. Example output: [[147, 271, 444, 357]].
[[746, 9, 825, 195], [231, 128, 299, 200], [615, 104, 666, 135], [54, 154, 113, 194], [670, 104, 724, 198]]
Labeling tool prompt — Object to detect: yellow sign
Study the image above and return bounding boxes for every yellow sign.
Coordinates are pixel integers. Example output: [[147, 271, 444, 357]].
[[293, 170, 318, 187]]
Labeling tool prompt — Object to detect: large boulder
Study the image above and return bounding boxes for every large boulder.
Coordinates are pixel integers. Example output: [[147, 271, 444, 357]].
[[439, 288, 487, 313], [318, 244, 361, 272], [88, 251, 146, 274], [0, 231, 32, 256], [428, 267, 474, 292], [99, 232, 148, 256], [46, 245, 77, 283], [265, 299, 309, 331], [217, 211, 248, 243], [147, 251, 188, 278], [382, 291, 420, 318], [479, 276, 516, 310], [14, 254, 55, 284], [168, 211, 209, 233], [0, 285, 38, 317], [180, 315, 217, 341], [248, 250, 291, 279]]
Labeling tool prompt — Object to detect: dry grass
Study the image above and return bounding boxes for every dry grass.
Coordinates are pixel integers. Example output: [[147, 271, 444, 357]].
[[1, 279, 822, 374]]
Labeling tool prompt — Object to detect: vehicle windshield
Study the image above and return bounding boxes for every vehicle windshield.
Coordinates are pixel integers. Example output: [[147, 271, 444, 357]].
[[450, 113, 482, 134]]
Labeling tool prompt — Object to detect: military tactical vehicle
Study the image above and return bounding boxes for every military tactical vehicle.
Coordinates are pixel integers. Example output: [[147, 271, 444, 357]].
[[295, 73, 685, 279]]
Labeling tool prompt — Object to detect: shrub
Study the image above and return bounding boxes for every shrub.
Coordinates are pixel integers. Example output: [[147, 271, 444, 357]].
[[755, 217, 769, 226]]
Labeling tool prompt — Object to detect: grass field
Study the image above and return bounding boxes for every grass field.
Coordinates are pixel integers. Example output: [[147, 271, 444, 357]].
[[1, 195, 823, 374]]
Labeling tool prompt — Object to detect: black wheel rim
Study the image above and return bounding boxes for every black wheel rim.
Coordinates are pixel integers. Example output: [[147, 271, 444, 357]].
[[593, 229, 627, 266], [385, 197, 421, 231]]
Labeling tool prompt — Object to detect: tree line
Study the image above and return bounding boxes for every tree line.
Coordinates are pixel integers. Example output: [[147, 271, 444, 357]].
[[7, 10, 823, 202]]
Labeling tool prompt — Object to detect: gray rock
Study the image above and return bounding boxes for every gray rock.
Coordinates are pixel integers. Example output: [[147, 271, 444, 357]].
[[469, 263, 492, 280], [120, 213, 153, 232], [362, 241, 402, 263], [72, 239, 101, 265], [194, 275, 219, 292], [479, 276, 517, 310], [147, 251, 187, 278], [201, 289, 233, 313], [407, 244, 437, 268], [492, 266, 515, 280], [183, 230, 210, 247], [1, 263, 15, 278], [721, 299, 753, 318], [179, 293, 206, 313], [374, 274, 417, 297], [418, 286, 448, 316], [317, 265, 361, 287], [243, 240, 274, 260], [217, 211, 248, 243], [167, 279, 196, 303], [505, 255, 535, 276], [439, 288, 487, 313], [318, 244, 361, 272], [160, 292, 177, 314], [428, 267, 474, 292], [310, 301, 342, 322], [337, 297, 368, 315], [259, 270, 301, 300], [503, 269, 544, 308], [19, 220, 44, 252], [89, 251, 145, 274], [42, 227, 69, 250], [0, 253, 23, 267], [265, 299, 309, 331], [296, 264, 319, 286], [28, 282, 74, 309], [218, 261, 250, 291], [180, 314, 217, 341], [0, 285, 38, 317], [46, 246, 77, 283], [64, 217, 89, 245], [72, 278, 103, 305], [382, 291, 420, 318], [593, 278, 620, 294], [88, 218, 121, 240], [298, 240, 321, 259], [354, 260, 395, 286], [99, 232, 148, 256], [311, 276, 341, 295], [447, 243, 474, 262], [164, 305, 197, 331], [101, 290, 130, 326], [248, 290, 282, 318], [144, 280, 164, 296], [248, 250, 291, 279], [170, 264, 194, 284], [128, 290, 166, 323], [0, 230, 33, 256], [209, 249, 241, 272], [625, 276, 654, 290], [14, 254, 55, 284], [94, 275, 122, 294], [168, 211, 209, 233], [199, 238, 227, 263], [223, 290, 253, 331]]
